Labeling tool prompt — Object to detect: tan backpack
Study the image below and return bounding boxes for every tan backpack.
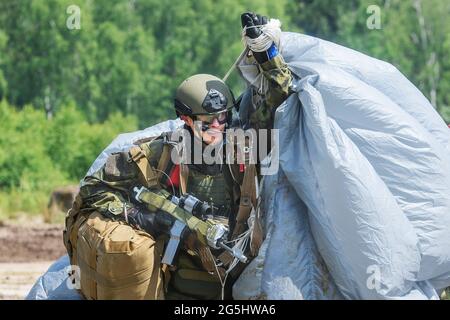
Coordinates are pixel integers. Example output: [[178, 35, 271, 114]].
[[64, 196, 165, 300], [62, 136, 173, 300]]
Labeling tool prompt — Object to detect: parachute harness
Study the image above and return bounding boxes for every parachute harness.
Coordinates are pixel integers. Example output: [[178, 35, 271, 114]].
[[211, 176, 263, 300]]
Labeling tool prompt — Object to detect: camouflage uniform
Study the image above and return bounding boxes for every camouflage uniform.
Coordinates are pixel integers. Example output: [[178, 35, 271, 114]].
[[247, 55, 293, 130], [71, 54, 293, 300]]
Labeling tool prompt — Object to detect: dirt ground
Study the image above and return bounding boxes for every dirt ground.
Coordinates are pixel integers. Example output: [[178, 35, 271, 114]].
[[0, 218, 448, 300], [0, 219, 66, 300]]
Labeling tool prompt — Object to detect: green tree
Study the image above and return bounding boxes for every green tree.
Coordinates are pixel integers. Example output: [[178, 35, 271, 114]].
[[336, 0, 450, 122], [286, 0, 450, 123], [286, 0, 360, 40], [0, 0, 291, 127], [0, 29, 7, 97], [0, 99, 137, 217]]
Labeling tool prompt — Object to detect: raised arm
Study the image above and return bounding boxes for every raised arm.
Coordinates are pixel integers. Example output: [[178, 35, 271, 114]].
[[240, 12, 293, 130]]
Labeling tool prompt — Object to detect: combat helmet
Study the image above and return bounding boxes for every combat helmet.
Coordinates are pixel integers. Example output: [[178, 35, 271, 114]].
[[174, 74, 235, 117]]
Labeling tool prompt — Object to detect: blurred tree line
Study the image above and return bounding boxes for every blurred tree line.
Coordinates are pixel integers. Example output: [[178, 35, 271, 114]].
[[0, 0, 449, 218], [0, 100, 137, 217], [288, 0, 450, 121], [0, 0, 290, 124]]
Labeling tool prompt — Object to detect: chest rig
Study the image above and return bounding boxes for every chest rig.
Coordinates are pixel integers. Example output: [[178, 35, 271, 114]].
[[130, 129, 263, 256]]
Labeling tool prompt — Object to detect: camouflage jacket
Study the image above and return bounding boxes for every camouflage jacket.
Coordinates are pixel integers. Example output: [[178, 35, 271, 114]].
[[78, 54, 293, 235], [241, 54, 293, 130], [79, 134, 243, 233]]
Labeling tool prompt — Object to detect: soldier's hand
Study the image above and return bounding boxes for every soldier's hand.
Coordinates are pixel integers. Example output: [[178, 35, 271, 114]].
[[127, 208, 174, 238], [241, 12, 268, 39]]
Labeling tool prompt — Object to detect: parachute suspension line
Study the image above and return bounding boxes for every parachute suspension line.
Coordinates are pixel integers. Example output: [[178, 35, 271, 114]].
[[222, 47, 248, 82], [224, 229, 250, 245], [227, 229, 250, 270], [153, 168, 176, 196], [208, 227, 252, 300], [207, 247, 226, 300], [219, 203, 263, 299]]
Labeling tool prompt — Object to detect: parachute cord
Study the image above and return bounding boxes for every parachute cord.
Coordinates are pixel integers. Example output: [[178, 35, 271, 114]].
[[207, 247, 226, 300], [223, 47, 248, 82], [153, 168, 176, 196], [242, 19, 282, 53], [222, 18, 282, 82]]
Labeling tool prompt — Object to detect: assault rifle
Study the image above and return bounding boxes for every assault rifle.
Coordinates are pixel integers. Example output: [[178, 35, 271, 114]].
[[133, 186, 247, 266]]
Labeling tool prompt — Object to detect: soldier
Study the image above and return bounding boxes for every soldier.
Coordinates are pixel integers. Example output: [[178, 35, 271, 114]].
[[63, 12, 293, 300]]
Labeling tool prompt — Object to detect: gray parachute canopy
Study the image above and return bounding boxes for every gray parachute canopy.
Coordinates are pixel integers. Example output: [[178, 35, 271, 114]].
[[27, 32, 450, 300], [234, 32, 450, 300]]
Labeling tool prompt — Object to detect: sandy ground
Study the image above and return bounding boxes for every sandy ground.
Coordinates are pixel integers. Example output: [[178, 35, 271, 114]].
[[0, 219, 66, 300], [0, 218, 448, 300]]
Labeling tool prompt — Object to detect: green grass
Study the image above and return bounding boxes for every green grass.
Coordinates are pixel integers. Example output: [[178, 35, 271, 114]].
[[0, 188, 69, 224], [0, 190, 46, 220]]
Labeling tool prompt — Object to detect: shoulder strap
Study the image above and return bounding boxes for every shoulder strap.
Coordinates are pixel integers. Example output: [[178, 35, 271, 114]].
[[179, 164, 189, 195], [231, 163, 257, 239], [129, 146, 160, 188], [157, 143, 172, 178], [129, 132, 176, 189]]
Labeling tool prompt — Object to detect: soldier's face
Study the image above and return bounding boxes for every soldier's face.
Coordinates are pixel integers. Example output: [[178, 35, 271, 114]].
[[183, 115, 225, 145], [201, 116, 225, 145]]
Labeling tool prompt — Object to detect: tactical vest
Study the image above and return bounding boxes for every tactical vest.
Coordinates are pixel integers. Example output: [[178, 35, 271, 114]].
[[63, 130, 262, 300], [187, 167, 231, 216], [130, 132, 263, 292]]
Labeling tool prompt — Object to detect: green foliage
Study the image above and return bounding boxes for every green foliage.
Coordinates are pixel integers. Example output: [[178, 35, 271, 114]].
[[0, 0, 449, 220], [44, 104, 137, 180], [0, 100, 61, 189], [0, 100, 137, 218], [288, 0, 450, 123], [287, 0, 359, 39], [0, 0, 290, 126], [0, 29, 7, 97], [336, 0, 450, 117], [0, 1, 448, 125]]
